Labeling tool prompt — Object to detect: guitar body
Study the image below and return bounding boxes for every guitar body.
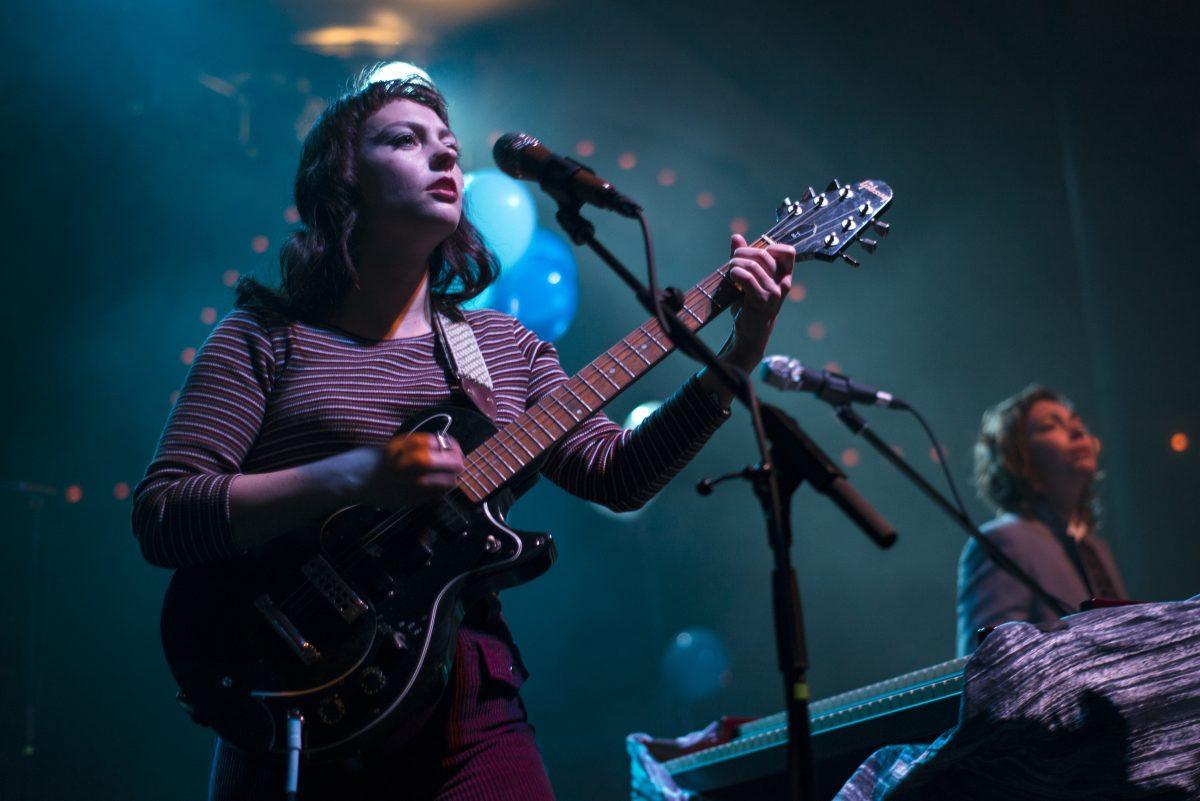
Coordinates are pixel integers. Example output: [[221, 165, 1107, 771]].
[[160, 404, 554, 758]]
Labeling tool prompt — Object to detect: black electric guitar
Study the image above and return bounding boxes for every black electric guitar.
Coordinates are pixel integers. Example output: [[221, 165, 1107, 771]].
[[160, 179, 893, 759]]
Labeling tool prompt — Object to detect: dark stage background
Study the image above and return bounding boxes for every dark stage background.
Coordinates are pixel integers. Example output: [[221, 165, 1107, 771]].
[[3, 2, 1199, 798]]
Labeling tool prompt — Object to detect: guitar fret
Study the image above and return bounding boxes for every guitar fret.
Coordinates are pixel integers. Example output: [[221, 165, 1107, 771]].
[[505, 430, 537, 460], [592, 363, 623, 390], [549, 394, 584, 423], [458, 468, 489, 499], [490, 438, 521, 472], [639, 324, 668, 351], [606, 353, 637, 378], [526, 410, 556, 441], [470, 444, 510, 484], [623, 338, 653, 366], [560, 383, 594, 413], [680, 303, 703, 325]]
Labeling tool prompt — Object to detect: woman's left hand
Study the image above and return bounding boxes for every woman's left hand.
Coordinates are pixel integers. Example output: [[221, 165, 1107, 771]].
[[696, 235, 796, 408], [721, 233, 796, 372]]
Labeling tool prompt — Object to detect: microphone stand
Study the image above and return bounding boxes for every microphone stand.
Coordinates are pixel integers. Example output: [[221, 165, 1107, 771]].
[[831, 405, 1073, 618], [552, 200, 895, 801]]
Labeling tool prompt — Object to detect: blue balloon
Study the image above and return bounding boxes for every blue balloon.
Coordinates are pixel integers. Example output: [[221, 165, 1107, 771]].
[[661, 628, 732, 701], [488, 229, 578, 341], [463, 169, 537, 269]]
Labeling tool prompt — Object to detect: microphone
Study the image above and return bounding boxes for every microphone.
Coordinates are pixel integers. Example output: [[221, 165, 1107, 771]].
[[492, 133, 642, 218], [760, 355, 908, 410]]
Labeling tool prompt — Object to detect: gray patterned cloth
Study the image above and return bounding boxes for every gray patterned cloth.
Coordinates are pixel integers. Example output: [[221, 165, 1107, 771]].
[[836, 596, 1200, 800]]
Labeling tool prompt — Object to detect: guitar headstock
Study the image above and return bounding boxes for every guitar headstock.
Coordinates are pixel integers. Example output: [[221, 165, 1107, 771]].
[[763, 179, 892, 267]]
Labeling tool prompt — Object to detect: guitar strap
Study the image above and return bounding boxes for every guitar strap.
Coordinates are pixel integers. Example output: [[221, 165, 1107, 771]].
[[433, 310, 498, 421]]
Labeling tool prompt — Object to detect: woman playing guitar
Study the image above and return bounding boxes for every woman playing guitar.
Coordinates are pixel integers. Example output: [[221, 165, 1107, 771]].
[[133, 66, 794, 800]]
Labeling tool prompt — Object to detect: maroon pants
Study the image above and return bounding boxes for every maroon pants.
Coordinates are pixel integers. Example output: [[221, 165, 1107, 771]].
[[208, 628, 556, 801]]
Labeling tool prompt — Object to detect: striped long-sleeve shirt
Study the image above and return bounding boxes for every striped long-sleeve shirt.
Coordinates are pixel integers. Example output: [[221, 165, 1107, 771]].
[[133, 307, 728, 569]]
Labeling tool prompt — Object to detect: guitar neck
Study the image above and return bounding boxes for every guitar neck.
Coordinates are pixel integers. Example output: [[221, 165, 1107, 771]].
[[455, 253, 750, 503]]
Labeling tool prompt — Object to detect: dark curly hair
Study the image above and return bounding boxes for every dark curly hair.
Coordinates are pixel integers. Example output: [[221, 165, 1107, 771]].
[[974, 384, 1100, 525], [236, 68, 499, 322]]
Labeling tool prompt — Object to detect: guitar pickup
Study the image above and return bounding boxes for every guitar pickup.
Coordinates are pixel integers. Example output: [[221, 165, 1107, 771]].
[[254, 594, 321, 665], [302, 556, 369, 623]]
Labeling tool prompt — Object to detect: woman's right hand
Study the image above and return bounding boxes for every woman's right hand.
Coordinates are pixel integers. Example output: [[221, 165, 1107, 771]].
[[357, 432, 464, 510]]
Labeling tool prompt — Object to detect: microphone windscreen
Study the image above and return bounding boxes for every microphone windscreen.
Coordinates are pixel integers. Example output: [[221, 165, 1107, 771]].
[[492, 132, 540, 179]]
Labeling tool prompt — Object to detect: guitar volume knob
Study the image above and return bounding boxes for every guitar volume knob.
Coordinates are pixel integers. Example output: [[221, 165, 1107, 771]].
[[317, 694, 345, 725], [360, 667, 387, 696]]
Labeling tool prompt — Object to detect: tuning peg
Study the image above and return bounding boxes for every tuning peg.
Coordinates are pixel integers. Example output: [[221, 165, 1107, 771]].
[[841, 253, 860, 268], [859, 237, 878, 253], [841, 218, 857, 232], [857, 202, 874, 217], [776, 197, 793, 220], [871, 220, 890, 237], [823, 233, 840, 247], [826, 179, 841, 192], [800, 186, 815, 202]]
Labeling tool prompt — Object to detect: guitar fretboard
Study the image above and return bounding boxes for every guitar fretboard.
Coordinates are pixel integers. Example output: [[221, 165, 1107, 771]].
[[454, 256, 744, 503]]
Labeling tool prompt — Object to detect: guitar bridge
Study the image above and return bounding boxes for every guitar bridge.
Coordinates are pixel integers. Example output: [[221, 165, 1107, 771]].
[[302, 556, 369, 623]]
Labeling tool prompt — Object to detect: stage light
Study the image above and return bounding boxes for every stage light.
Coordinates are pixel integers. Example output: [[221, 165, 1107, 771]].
[[657, 168, 676, 187], [223, 269, 240, 287], [788, 283, 807, 302], [729, 217, 748, 235], [1171, 432, 1189, 453], [284, 206, 300, 224], [251, 235, 269, 254], [65, 485, 82, 504], [169, 391, 180, 406], [623, 400, 663, 430], [930, 444, 948, 464], [363, 59, 432, 85], [841, 448, 860, 468], [824, 362, 841, 373], [806, 321, 825, 341], [295, 14, 419, 58], [113, 483, 130, 501], [575, 140, 595, 157], [181, 348, 196, 365], [201, 307, 217, 325], [618, 152, 637, 170], [696, 191, 715, 209]]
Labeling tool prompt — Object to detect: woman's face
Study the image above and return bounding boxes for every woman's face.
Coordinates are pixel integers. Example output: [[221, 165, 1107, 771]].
[[355, 98, 463, 244], [1024, 399, 1100, 491]]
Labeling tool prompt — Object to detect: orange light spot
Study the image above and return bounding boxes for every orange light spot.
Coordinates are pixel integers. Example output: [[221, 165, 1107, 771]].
[[222, 269, 240, 287], [806, 321, 825, 341], [729, 217, 749, 235], [487, 130, 502, 147], [617, 152, 637, 170], [284, 205, 300, 224], [65, 485, 83, 504], [788, 283, 807, 302], [201, 307, 217, 325], [113, 482, 131, 501], [824, 361, 841, 373], [891, 444, 904, 458], [657, 168, 676, 187], [169, 390, 180, 405], [930, 444, 949, 464], [251, 235, 270, 254], [575, 140, 595, 157], [181, 347, 196, 365], [1170, 432, 1189, 452], [696, 191, 715, 209], [841, 448, 860, 468]]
